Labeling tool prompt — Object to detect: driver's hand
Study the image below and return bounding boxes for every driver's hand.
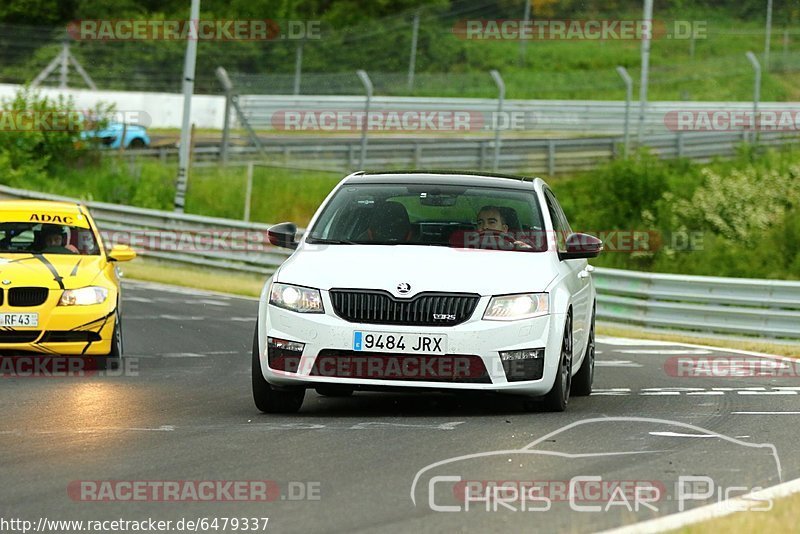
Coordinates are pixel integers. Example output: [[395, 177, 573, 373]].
[[512, 240, 532, 249]]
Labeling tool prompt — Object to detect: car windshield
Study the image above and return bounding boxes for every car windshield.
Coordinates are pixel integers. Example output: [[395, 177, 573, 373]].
[[307, 183, 547, 251], [0, 222, 101, 255]]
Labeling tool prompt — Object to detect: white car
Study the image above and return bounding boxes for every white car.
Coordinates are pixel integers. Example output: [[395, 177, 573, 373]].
[[253, 171, 602, 413]]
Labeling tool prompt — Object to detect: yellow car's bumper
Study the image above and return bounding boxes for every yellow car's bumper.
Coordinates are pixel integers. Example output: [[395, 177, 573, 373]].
[[0, 291, 117, 356]]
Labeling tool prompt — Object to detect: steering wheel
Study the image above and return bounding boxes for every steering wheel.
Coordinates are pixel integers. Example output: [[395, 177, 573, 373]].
[[476, 229, 518, 249]]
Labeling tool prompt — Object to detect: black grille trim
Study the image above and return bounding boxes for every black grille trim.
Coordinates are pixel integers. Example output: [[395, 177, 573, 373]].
[[41, 331, 102, 343], [8, 287, 49, 307], [0, 289, 3, 306], [0, 330, 42, 343], [329, 289, 480, 326]]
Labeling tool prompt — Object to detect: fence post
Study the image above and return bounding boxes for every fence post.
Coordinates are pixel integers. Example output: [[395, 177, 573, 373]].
[[518, 0, 532, 66], [356, 70, 373, 169], [293, 42, 303, 95], [243, 162, 254, 221], [637, 0, 653, 145], [547, 139, 555, 175], [490, 69, 505, 171], [616, 66, 633, 158], [407, 10, 420, 92], [746, 51, 761, 145]]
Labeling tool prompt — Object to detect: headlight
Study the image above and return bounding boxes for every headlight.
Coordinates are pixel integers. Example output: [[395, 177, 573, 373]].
[[269, 282, 324, 313], [59, 286, 109, 306], [483, 293, 549, 321]]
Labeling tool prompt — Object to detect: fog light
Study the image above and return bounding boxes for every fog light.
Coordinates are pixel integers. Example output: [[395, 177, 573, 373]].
[[500, 348, 544, 361], [500, 348, 545, 382], [268, 337, 305, 352]]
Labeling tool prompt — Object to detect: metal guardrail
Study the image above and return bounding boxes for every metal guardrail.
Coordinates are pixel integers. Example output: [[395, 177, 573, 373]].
[[119, 130, 800, 175], [1, 185, 798, 340], [236, 95, 800, 136], [594, 267, 800, 340], [0, 185, 290, 274]]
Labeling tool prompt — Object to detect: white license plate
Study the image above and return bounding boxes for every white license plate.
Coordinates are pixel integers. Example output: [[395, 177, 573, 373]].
[[0, 313, 38, 327], [353, 331, 447, 355]]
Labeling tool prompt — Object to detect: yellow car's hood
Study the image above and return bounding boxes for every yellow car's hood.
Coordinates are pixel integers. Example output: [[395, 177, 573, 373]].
[[0, 254, 108, 290]]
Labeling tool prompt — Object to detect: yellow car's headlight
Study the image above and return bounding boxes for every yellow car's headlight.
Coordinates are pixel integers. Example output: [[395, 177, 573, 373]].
[[59, 286, 109, 306], [483, 293, 549, 321]]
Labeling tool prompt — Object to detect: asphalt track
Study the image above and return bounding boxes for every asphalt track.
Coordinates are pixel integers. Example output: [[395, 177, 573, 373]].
[[2, 280, 799, 533]]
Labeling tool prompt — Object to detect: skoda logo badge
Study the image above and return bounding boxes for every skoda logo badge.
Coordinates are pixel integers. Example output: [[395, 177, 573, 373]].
[[397, 282, 411, 294], [1, 280, 10, 285]]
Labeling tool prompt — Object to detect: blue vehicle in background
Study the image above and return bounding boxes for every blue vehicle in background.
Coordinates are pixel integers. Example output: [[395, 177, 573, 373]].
[[81, 122, 150, 149]]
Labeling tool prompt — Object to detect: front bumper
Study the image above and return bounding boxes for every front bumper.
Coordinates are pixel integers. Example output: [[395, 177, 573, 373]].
[[0, 291, 117, 356], [258, 295, 566, 396]]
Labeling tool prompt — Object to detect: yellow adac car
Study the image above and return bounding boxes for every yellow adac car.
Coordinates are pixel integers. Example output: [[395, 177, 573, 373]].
[[0, 200, 136, 368]]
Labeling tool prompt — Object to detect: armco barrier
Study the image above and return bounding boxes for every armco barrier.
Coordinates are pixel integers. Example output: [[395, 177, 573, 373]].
[[1, 185, 798, 340]]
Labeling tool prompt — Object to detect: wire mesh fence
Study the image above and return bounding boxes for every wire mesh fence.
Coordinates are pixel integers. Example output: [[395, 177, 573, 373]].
[[1, 6, 799, 100]]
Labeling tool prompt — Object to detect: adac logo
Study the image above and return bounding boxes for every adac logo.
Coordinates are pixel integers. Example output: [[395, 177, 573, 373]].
[[29, 214, 73, 224]]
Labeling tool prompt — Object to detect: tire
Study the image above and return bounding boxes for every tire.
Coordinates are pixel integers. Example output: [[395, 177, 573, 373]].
[[251, 328, 305, 413], [543, 313, 572, 412], [128, 138, 146, 149], [315, 386, 354, 397], [572, 306, 596, 397], [96, 315, 122, 371]]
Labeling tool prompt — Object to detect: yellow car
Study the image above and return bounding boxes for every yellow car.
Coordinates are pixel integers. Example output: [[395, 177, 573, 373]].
[[0, 200, 136, 368]]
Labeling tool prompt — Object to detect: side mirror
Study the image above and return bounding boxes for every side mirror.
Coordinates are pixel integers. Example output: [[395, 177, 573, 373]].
[[268, 222, 299, 250], [560, 233, 603, 260], [108, 244, 137, 262]]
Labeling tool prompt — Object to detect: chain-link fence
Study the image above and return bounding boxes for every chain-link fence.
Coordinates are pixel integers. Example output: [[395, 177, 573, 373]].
[[1, 4, 799, 100]]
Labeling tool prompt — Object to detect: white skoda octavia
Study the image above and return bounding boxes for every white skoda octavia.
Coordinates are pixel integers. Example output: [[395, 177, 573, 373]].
[[253, 171, 602, 413]]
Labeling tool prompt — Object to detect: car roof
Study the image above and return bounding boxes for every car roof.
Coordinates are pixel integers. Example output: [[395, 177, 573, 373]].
[[344, 171, 544, 191], [0, 200, 82, 213]]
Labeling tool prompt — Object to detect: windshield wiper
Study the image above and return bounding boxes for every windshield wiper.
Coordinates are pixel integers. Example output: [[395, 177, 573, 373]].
[[305, 238, 362, 245]]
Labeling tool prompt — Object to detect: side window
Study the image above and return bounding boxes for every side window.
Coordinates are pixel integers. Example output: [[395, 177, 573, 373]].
[[544, 189, 571, 252]]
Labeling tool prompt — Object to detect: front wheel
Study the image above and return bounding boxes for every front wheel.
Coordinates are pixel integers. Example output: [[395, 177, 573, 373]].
[[96, 316, 122, 371], [543, 314, 572, 412], [252, 328, 305, 413], [572, 307, 595, 397]]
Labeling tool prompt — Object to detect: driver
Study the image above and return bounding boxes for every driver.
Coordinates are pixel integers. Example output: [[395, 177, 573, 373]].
[[39, 225, 79, 254], [476, 206, 532, 249]]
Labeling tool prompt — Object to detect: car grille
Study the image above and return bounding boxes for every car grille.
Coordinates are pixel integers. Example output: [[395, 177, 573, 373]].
[[0, 331, 41, 343], [8, 287, 49, 307], [41, 331, 102, 343], [305, 350, 491, 383], [329, 290, 480, 326], [0, 289, 3, 306]]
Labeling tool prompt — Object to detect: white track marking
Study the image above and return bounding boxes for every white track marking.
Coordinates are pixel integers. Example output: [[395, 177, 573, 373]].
[[596, 360, 643, 367], [732, 411, 800, 415], [599, 477, 800, 534], [649, 431, 720, 438], [738, 390, 798, 395], [617, 349, 713, 355], [195, 299, 231, 306], [596, 337, 677, 346]]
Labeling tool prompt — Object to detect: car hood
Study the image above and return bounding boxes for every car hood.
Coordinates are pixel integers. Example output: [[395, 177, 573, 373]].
[[0, 254, 107, 290], [276, 244, 558, 297]]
